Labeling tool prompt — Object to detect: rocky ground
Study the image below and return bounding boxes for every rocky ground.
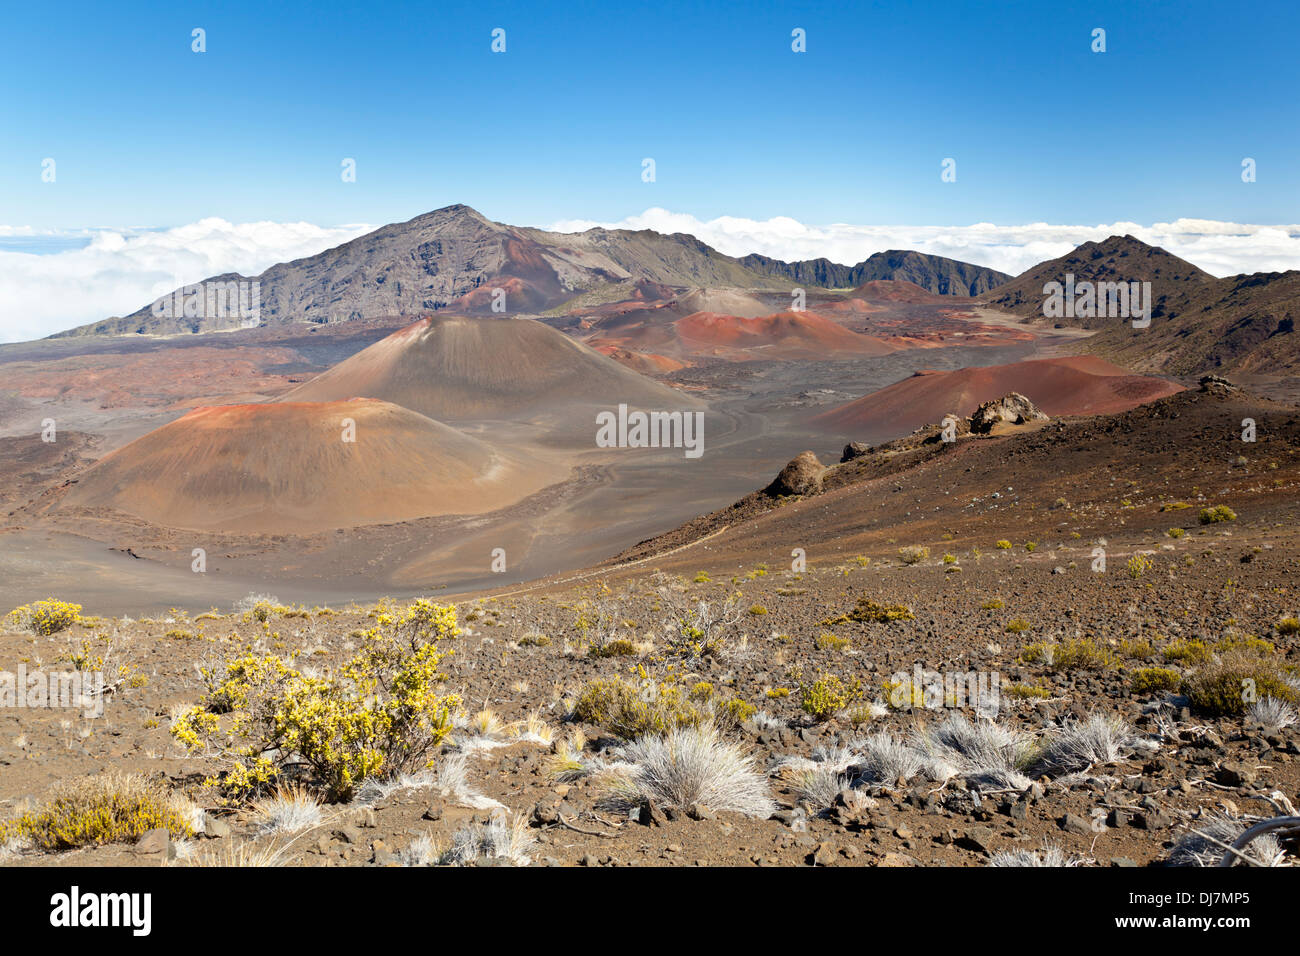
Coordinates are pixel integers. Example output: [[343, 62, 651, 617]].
[[1, 536, 1297, 868]]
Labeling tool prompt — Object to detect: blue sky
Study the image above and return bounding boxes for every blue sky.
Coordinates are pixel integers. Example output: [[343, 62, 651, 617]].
[[3, 0, 1298, 232]]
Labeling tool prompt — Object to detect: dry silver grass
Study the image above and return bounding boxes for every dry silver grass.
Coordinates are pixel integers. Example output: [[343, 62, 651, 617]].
[[987, 845, 1079, 867], [1034, 714, 1145, 776], [601, 723, 776, 818], [852, 731, 927, 786], [452, 708, 511, 753], [251, 784, 324, 835], [792, 765, 852, 810], [1168, 815, 1287, 867], [743, 710, 785, 734], [234, 593, 280, 613], [1247, 697, 1297, 730], [441, 812, 535, 866], [545, 728, 603, 782], [507, 712, 555, 746], [433, 752, 502, 810], [354, 752, 502, 809], [182, 840, 293, 867], [914, 714, 1035, 790], [397, 833, 442, 867]]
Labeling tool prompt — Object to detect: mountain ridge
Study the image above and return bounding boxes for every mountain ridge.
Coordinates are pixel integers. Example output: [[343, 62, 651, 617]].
[[53, 204, 1012, 338]]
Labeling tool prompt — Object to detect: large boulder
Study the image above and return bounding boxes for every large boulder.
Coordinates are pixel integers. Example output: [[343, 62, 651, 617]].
[[1199, 374, 1238, 393], [766, 451, 825, 497], [968, 393, 1048, 434], [841, 441, 872, 462]]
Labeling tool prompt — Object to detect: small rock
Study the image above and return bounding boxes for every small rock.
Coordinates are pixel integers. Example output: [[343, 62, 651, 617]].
[[811, 841, 838, 866], [134, 828, 172, 858], [1059, 813, 1093, 836], [334, 825, 363, 844]]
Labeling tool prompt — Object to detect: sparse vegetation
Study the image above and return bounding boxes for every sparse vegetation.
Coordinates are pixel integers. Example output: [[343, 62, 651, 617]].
[[6, 599, 82, 636], [170, 600, 461, 802], [1199, 505, 1237, 524], [1131, 667, 1182, 694], [0, 774, 195, 850], [1182, 651, 1298, 718], [799, 672, 862, 720], [849, 597, 915, 623]]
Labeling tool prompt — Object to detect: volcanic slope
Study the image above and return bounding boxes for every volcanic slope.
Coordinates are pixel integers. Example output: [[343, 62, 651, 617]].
[[281, 315, 701, 422], [809, 356, 1184, 441], [56, 398, 558, 533], [609, 381, 1300, 573], [980, 235, 1215, 324]]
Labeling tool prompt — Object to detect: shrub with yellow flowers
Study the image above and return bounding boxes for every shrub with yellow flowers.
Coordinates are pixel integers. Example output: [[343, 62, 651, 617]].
[[5, 598, 82, 636], [171, 599, 461, 802]]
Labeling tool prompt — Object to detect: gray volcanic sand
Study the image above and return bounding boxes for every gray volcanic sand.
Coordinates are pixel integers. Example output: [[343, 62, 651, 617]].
[[0, 305, 1110, 617]]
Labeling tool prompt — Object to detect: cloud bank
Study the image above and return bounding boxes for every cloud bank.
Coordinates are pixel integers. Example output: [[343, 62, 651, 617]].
[[3, 210, 1299, 343], [0, 219, 374, 343]]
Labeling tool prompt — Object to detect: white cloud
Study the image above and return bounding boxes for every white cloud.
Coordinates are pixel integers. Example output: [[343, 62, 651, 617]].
[[0, 218, 373, 343], [549, 209, 1300, 281], [4, 210, 1299, 343]]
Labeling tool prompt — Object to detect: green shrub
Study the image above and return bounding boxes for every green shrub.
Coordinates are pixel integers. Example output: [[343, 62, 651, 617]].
[[849, 597, 915, 623], [1131, 667, 1182, 694], [0, 774, 194, 850], [1163, 639, 1212, 665], [171, 600, 461, 802], [1216, 634, 1274, 656], [1182, 652, 1297, 717], [588, 638, 636, 658], [898, 546, 929, 565], [799, 673, 862, 720], [6, 599, 82, 636], [1053, 638, 1116, 670], [1117, 637, 1156, 660], [572, 675, 703, 739], [1199, 505, 1237, 525], [816, 632, 849, 651]]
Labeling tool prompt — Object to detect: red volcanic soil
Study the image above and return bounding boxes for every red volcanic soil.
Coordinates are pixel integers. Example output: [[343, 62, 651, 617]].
[[810, 355, 1185, 439], [57, 398, 554, 533], [592, 344, 686, 375], [673, 311, 903, 359], [282, 315, 699, 421]]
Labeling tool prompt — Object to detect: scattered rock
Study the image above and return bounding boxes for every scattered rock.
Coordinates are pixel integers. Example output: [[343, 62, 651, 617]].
[[810, 841, 838, 866], [765, 451, 824, 497], [1059, 813, 1093, 836], [969, 392, 1049, 433], [133, 828, 172, 859]]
